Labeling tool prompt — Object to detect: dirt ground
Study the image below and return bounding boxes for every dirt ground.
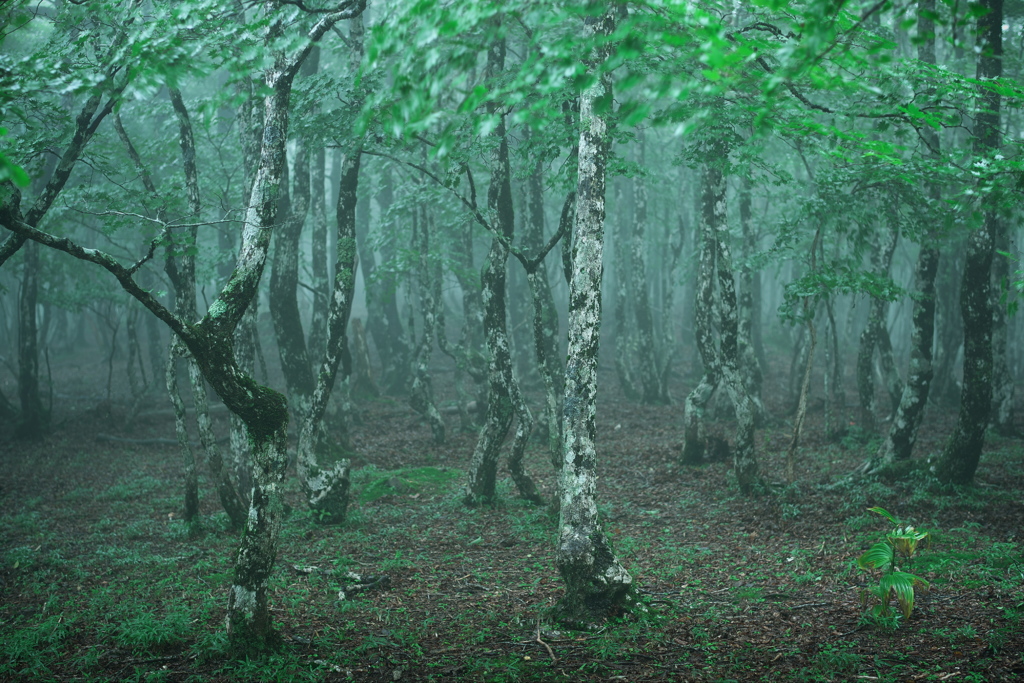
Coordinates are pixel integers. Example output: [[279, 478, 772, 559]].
[[1, 353, 1023, 681]]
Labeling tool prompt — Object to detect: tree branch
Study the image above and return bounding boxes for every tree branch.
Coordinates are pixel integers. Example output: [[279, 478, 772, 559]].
[[2, 219, 187, 340]]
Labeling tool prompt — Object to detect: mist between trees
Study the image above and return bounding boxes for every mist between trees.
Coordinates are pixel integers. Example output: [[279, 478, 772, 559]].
[[0, 0, 1022, 661]]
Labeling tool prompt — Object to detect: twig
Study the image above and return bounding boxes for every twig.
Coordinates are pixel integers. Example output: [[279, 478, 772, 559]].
[[789, 602, 829, 610], [535, 617, 557, 663]]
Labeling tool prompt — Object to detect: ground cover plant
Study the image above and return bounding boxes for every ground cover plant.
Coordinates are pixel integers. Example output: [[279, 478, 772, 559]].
[[2, 362, 1023, 682]]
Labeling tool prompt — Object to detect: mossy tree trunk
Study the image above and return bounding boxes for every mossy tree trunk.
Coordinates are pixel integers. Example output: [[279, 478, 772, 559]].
[[555, 5, 635, 626], [703, 143, 760, 493]]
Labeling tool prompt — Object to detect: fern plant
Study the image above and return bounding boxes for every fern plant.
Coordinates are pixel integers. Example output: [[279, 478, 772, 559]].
[[857, 507, 930, 623]]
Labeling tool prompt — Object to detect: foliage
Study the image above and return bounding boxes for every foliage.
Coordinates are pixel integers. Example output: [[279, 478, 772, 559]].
[[857, 507, 931, 622]]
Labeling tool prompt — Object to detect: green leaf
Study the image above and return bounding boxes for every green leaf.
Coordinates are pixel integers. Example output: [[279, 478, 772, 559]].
[[858, 542, 894, 572], [867, 507, 899, 526], [880, 571, 929, 619]]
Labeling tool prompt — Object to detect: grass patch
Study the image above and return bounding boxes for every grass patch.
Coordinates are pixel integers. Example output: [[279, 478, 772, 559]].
[[356, 466, 461, 503]]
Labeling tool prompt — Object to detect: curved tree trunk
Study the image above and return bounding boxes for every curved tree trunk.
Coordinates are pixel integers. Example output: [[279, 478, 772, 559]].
[[555, 5, 635, 626], [166, 86, 246, 531]]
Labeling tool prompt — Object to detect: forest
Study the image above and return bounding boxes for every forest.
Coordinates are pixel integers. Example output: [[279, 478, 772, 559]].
[[1, 0, 1023, 680]]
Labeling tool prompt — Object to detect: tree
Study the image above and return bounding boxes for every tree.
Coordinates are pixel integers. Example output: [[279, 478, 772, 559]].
[[465, 31, 543, 507], [555, 4, 636, 626], [862, 0, 944, 473], [4, 1, 365, 654], [935, 0, 1003, 486]]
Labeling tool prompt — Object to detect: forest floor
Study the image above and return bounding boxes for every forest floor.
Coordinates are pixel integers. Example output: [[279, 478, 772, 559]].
[[1, 358, 1023, 682]]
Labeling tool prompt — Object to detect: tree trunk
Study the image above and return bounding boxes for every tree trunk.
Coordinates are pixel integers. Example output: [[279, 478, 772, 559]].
[[407, 205, 446, 444], [166, 86, 246, 531], [631, 133, 669, 405], [523, 155, 565, 470], [990, 225, 1015, 434], [362, 167, 413, 395], [681, 173, 720, 466], [297, 148, 360, 524], [868, 0, 945, 468], [16, 240, 47, 438], [270, 145, 315, 410], [869, 247, 939, 468], [736, 177, 765, 422], [857, 219, 899, 431], [555, 5, 635, 626], [936, 0, 1002, 485], [465, 34, 541, 506], [702, 143, 760, 493], [166, 345, 200, 526]]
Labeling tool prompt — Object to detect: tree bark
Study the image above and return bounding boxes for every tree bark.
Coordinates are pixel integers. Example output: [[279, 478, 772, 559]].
[[555, 5, 635, 626], [699, 143, 760, 493]]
